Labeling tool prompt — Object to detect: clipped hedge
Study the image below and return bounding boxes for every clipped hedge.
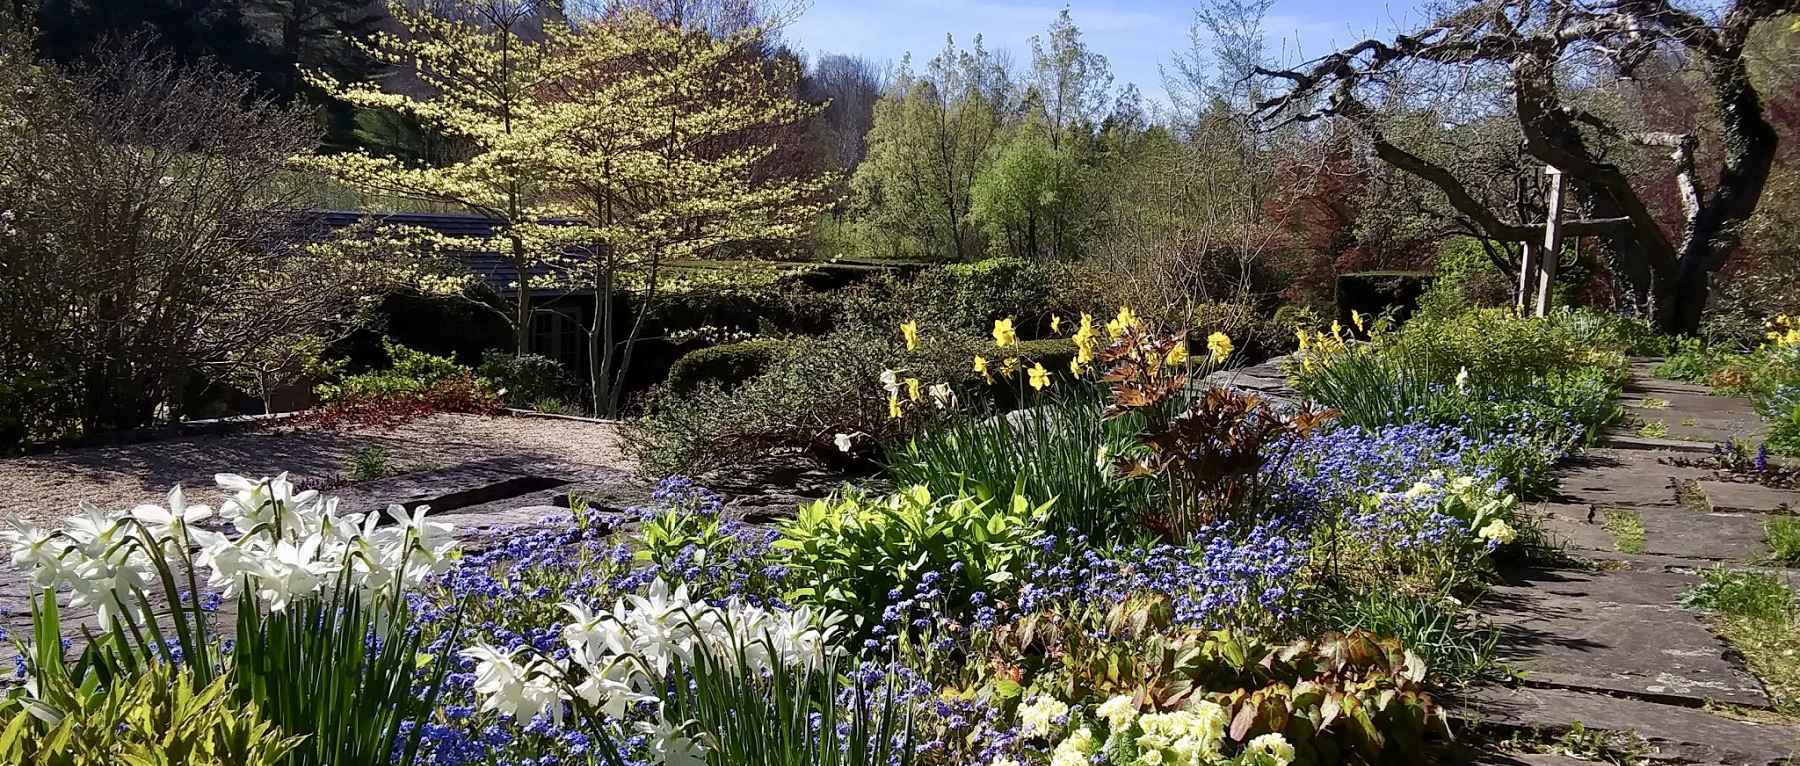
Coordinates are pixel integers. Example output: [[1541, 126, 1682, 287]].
[[630, 333, 1079, 477], [663, 338, 797, 397]]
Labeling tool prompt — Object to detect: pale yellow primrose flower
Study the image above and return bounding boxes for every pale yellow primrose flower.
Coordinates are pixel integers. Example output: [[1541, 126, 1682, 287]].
[[1478, 519, 1517, 545], [1018, 695, 1069, 738], [1049, 726, 1098, 766], [1245, 732, 1297, 766], [1096, 694, 1139, 730]]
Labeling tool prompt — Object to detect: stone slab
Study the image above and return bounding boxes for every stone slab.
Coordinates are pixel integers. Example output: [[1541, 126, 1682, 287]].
[[1599, 433, 1721, 454], [1482, 567, 1769, 708], [1615, 380, 1767, 444], [1532, 502, 1770, 562], [1451, 684, 1800, 765], [1698, 480, 1800, 515], [1466, 753, 1616, 766], [1531, 502, 1623, 553], [1549, 450, 1712, 508], [1624, 378, 1716, 397]]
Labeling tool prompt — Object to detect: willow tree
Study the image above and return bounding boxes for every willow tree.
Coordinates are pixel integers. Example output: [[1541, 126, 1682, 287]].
[[533, 12, 831, 415], [296, 1, 562, 354]]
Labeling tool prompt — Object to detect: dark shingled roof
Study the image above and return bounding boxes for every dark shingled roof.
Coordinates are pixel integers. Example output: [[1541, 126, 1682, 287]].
[[310, 210, 569, 296]]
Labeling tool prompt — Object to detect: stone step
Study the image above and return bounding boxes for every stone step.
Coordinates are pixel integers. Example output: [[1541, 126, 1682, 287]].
[[1697, 480, 1800, 515], [1533, 502, 1773, 563], [1600, 432, 1721, 454], [1481, 566, 1769, 709], [1549, 449, 1713, 508], [1450, 683, 1800, 765]]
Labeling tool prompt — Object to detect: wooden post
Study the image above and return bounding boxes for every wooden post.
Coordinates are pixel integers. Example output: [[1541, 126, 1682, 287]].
[[1536, 166, 1566, 317], [1516, 240, 1540, 314]]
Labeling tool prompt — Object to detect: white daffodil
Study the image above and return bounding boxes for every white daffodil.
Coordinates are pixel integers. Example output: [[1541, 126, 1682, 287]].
[[461, 644, 566, 723], [130, 485, 213, 543], [878, 369, 901, 396], [636, 715, 707, 766], [1455, 366, 1471, 394], [834, 433, 855, 453], [4, 521, 68, 586], [64, 502, 125, 557], [256, 536, 335, 612], [928, 382, 955, 409], [67, 547, 152, 629]]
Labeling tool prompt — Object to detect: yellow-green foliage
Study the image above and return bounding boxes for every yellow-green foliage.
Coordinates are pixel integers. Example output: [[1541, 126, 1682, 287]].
[[305, 5, 834, 412], [0, 665, 301, 766], [1388, 307, 1626, 386]]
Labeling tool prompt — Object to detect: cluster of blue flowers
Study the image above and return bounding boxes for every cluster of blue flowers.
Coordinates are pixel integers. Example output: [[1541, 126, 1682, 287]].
[[1014, 522, 1310, 630]]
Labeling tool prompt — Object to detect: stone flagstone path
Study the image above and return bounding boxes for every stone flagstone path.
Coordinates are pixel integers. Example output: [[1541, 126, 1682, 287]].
[[1464, 359, 1800, 764]]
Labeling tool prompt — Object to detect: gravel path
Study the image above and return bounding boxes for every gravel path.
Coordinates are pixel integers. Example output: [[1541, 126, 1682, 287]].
[[0, 414, 632, 528]]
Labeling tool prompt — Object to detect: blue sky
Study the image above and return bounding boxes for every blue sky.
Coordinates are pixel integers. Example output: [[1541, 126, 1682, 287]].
[[785, 0, 1435, 106]]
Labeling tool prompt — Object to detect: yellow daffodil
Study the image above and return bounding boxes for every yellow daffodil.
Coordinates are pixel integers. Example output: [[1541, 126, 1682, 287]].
[[1070, 356, 1085, 375], [1351, 310, 1364, 332], [1330, 320, 1343, 338], [888, 394, 901, 419], [1164, 342, 1189, 367], [905, 377, 922, 402], [1207, 332, 1234, 361], [1001, 357, 1021, 379], [1028, 362, 1051, 390], [973, 355, 992, 383], [1105, 306, 1140, 340], [992, 318, 1018, 348], [1296, 328, 1310, 351], [900, 320, 920, 351], [1051, 314, 1063, 334]]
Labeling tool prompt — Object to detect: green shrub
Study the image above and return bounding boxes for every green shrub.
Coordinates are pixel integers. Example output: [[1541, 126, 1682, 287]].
[[773, 485, 1053, 636], [476, 351, 573, 406], [830, 257, 1071, 335], [1656, 337, 1731, 382], [0, 663, 301, 766], [1765, 517, 1800, 565], [885, 384, 1151, 540], [1680, 566, 1795, 621], [1317, 589, 1499, 685], [344, 444, 393, 481], [663, 338, 795, 396], [1389, 307, 1596, 390], [316, 339, 470, 402], [1767, 395, 1800, 457]]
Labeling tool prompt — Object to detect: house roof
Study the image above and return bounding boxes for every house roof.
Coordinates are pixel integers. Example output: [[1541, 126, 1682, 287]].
[[310, 210, 568, 297], [305, 209, 911, 299]]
